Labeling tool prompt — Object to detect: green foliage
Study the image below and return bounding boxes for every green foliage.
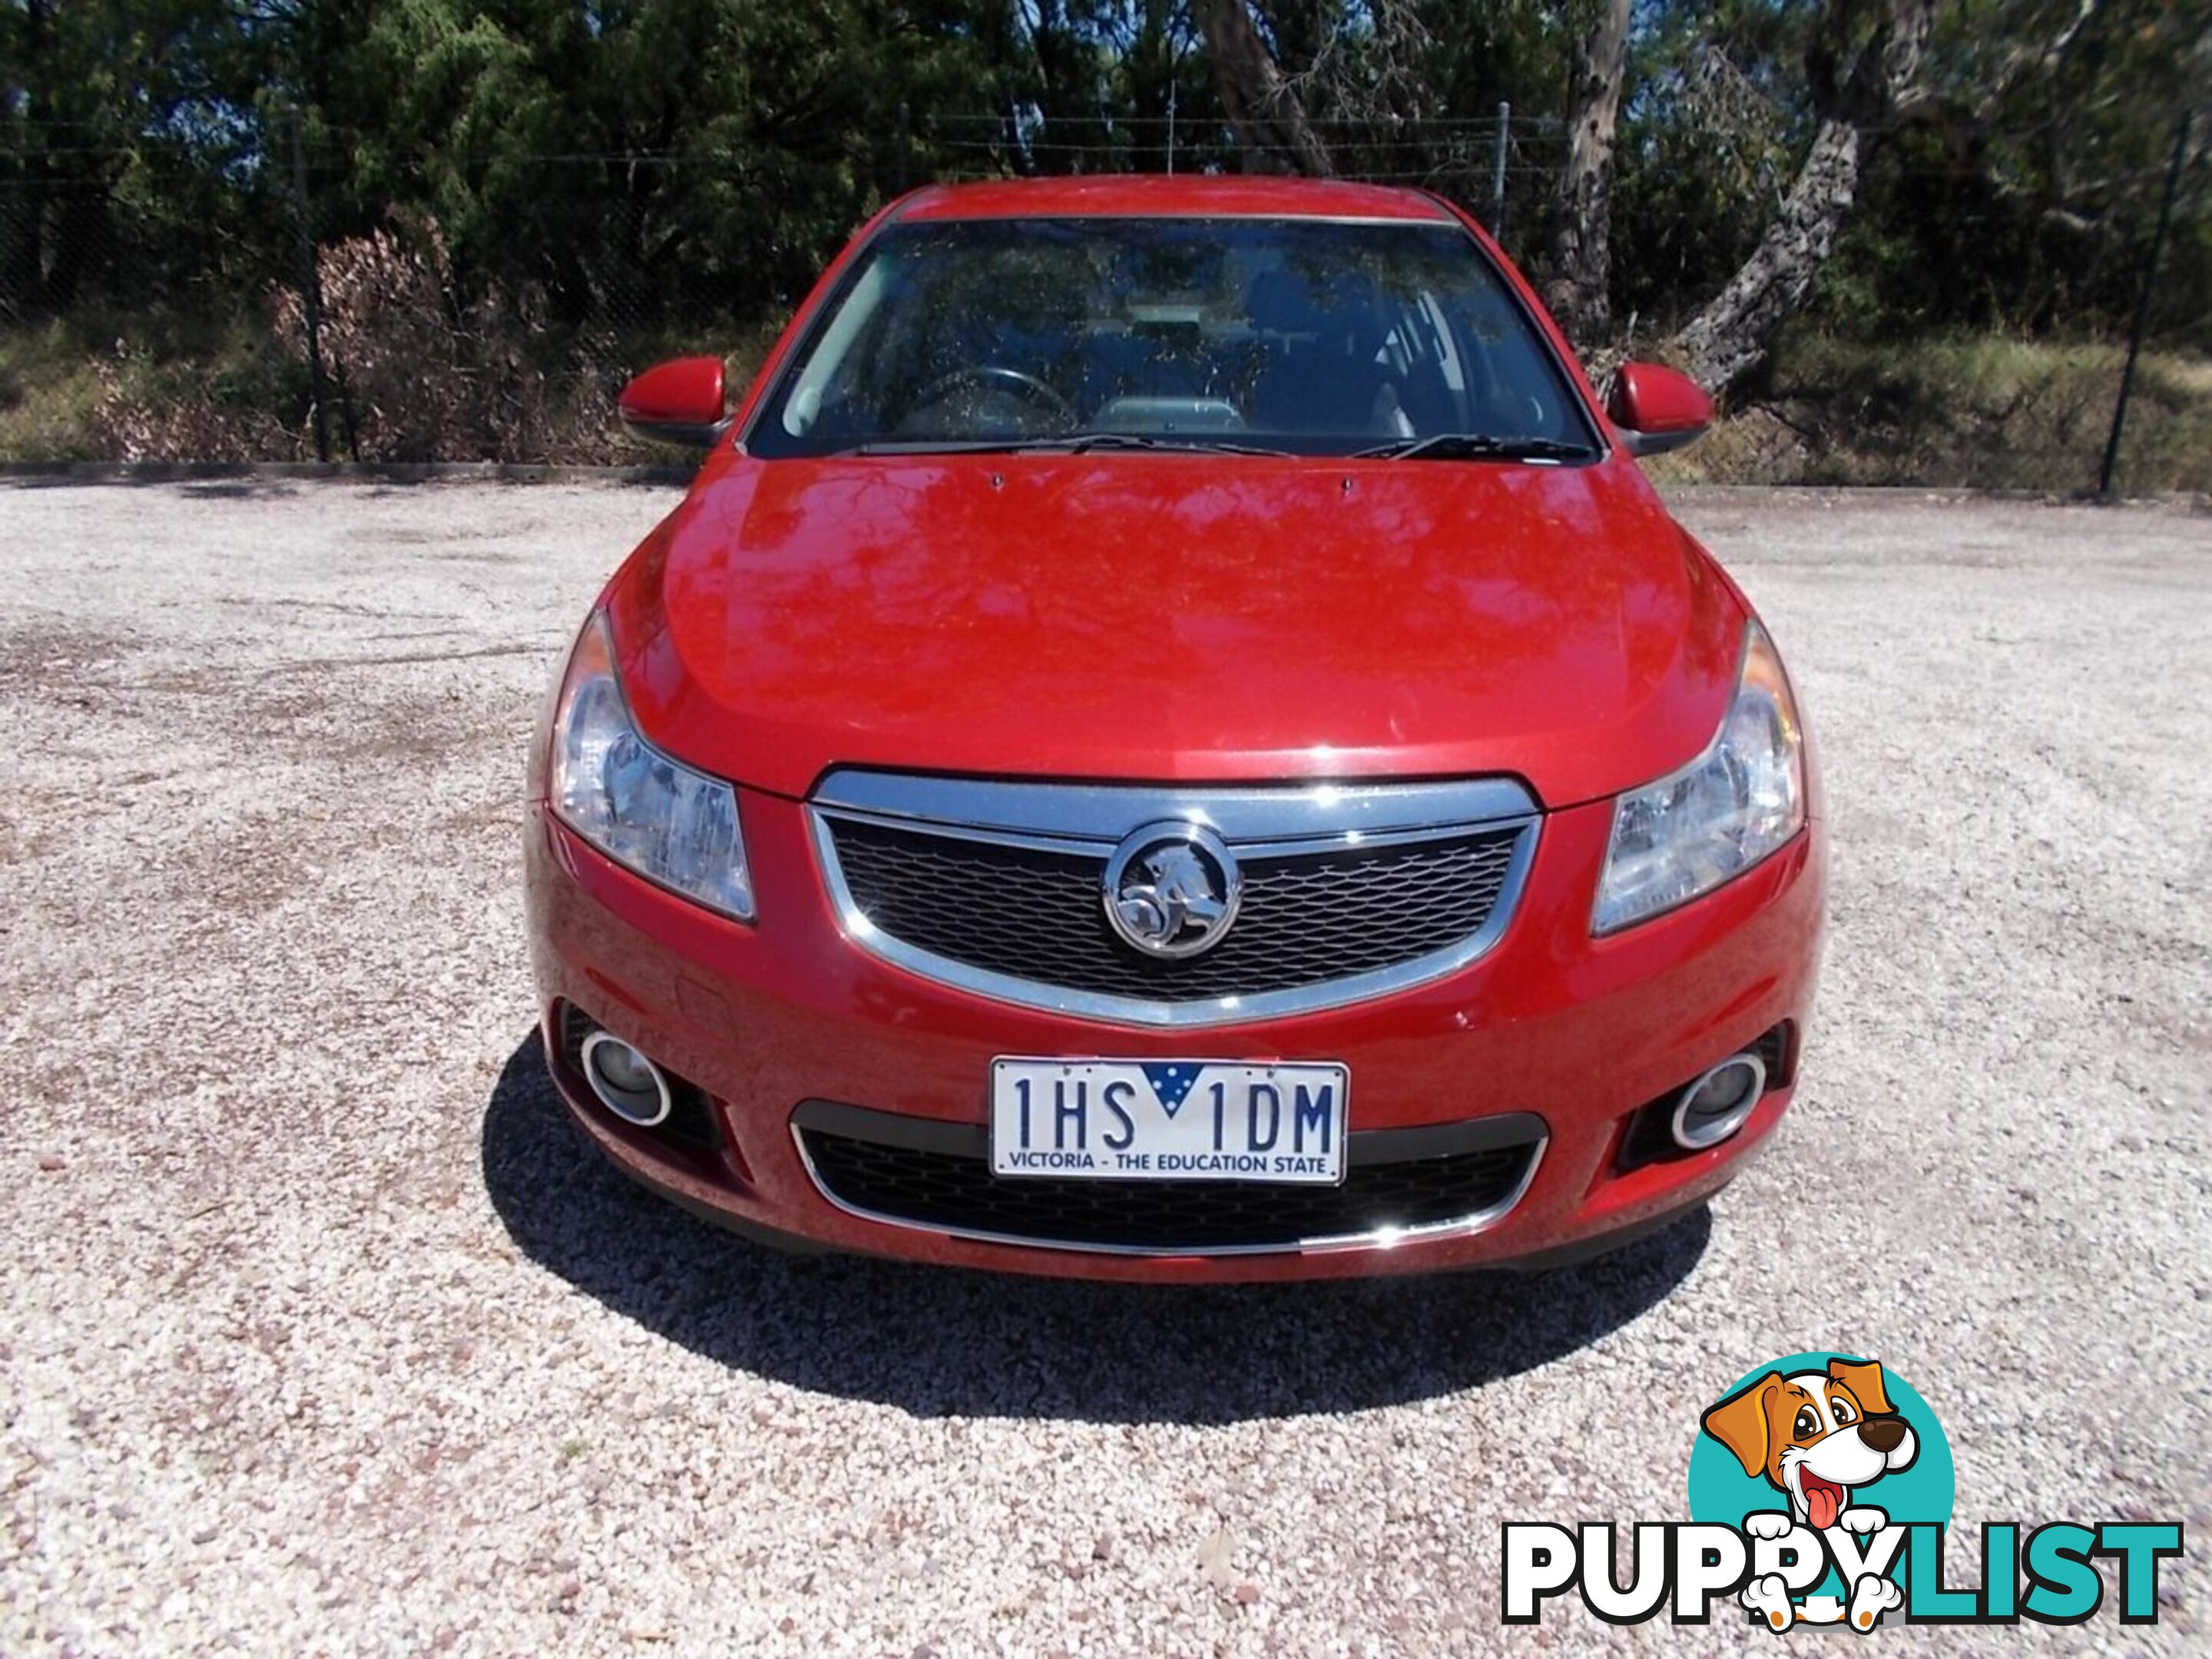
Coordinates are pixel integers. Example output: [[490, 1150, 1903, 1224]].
[[1608, 0, 2210, 346], [1816, 0, 2211, 349], [310, 1, 1008, 316], [0, 0, 2204, 464], [1, 0, 290, 316], [1613, 0, 1820, 329]]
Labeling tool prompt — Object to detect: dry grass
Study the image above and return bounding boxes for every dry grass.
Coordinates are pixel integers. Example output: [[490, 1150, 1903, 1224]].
[[0, 323, 115, 462], [0, 214, 786, 469], [1647, 334, 2212, 493]]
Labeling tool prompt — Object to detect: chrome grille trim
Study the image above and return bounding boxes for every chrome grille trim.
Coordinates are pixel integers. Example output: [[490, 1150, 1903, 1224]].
[[809, 771, 1541, 1027], [788, 1107, 1549, 1258], [811, 770, 1539, 846]]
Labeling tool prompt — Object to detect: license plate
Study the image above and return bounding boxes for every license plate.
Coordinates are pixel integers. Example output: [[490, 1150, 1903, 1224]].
[[989, 1058, 1349, 1184]]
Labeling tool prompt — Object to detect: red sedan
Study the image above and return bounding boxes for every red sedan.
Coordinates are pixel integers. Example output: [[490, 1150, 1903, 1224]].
[[524, 175, 1823, 1281]]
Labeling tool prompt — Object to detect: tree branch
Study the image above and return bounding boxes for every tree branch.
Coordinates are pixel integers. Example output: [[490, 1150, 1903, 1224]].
[[1194, 0, 1333, 176]]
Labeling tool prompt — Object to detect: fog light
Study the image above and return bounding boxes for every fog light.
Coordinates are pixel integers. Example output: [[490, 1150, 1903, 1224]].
[[1670, 1053, 1767, 1151], [579, 1031, 674, 1128]]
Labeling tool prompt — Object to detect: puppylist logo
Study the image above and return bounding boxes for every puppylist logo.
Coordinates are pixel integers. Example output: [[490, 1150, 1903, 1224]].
[[1502, 1351, 2183, 1632]]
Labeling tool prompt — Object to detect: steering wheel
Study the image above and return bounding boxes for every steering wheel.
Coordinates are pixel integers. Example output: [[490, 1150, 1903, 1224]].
[[911, 364, 1076, 426]]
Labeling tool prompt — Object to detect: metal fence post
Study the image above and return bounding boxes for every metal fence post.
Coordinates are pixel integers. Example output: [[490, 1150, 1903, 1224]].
[[287, 104, 332, 465], [1488, 101, 1511, 236], [2098, 109, 2193, 498], [896, 102, 911, 193]]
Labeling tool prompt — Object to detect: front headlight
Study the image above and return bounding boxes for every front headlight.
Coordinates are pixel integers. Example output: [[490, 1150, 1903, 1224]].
[[1592, 620, 1806, 934], [547, 614, 754, 921]]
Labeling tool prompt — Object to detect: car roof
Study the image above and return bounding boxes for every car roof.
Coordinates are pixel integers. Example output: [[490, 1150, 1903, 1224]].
[[895, 174, 1459, 224]]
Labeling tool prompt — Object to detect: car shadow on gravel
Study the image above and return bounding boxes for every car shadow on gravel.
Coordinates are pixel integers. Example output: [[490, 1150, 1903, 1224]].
[[482, 1032, 1708, 1425]]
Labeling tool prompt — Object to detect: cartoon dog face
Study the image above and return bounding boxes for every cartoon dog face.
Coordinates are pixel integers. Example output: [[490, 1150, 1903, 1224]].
[[1702, 1358, 1918, 1531]]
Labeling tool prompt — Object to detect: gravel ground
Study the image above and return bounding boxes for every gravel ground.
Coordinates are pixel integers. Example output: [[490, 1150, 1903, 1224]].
[[0, 480, 2205, 1657]]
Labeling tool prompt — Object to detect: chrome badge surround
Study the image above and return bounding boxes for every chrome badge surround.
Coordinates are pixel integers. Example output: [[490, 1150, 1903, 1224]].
[[806, 771, 1542, 1028], [1101, 820, 1243, 959]]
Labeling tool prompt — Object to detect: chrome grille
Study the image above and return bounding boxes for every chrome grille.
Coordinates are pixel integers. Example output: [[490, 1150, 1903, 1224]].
[[810, 773, 1540, 1025], [829, 817, 1520, 998]]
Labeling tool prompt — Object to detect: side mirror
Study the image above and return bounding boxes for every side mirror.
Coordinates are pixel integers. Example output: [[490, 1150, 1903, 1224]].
[[1608, 362, 1714, 458], [618, 356, 730, 449]]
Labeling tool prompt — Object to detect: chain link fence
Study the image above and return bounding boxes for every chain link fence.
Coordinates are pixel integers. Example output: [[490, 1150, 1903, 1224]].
[[2, 111, 2204, 488]]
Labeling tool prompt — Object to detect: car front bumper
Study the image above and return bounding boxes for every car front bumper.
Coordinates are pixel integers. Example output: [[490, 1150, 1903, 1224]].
[[522, 788, 1823, 1282]]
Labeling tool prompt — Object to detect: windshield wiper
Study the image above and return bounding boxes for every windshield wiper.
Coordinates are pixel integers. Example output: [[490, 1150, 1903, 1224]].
[[840, 432, 1295, 459], [1055, 432, 1296, 457], [1351, 433, 1599, 463]]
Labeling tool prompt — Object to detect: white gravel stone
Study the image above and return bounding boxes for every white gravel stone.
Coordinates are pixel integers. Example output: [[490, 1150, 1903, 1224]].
[[0, 479, 2204, 1655]]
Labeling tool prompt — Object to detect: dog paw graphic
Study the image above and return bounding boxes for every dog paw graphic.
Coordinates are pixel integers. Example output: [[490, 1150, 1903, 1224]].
[[1744, 1511, 1795, 1541], [1847, 1574, 1904, 1631], [1741, 1571, 1797, 1631], [1839, 1506, 1888, 1534]]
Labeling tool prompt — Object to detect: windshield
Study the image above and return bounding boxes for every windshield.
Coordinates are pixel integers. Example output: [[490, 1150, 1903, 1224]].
[[747, 217, 1598, 459]]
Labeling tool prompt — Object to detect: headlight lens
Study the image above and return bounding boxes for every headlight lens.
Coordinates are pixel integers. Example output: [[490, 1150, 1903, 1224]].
[[1592, 620, 1805, 934], [548, 614, 754, 921]]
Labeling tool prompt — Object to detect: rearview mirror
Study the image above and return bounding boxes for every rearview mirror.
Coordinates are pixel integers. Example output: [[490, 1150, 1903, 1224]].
[[618, 356, 730, 449], [1608, 363, 1713, 458]]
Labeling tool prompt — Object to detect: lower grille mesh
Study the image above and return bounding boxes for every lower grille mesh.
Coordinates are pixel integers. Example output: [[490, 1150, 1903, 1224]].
[[800, 1128, 1539, 1250]]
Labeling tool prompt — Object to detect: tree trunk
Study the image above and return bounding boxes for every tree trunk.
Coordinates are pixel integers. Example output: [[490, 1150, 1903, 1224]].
[[1194, 0, 1334, 177], [1545, 0, 1632, 346], [1664, 0, 1937, 394], [1, 0, 52, 319], [0, 180, 45, 322], [1668, 118, 1869, 391]]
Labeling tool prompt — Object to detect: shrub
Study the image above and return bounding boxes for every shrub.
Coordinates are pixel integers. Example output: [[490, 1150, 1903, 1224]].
[[91, 213, 628, 464], [268, 217, 618, 462], [88, 330, 306, 462]]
